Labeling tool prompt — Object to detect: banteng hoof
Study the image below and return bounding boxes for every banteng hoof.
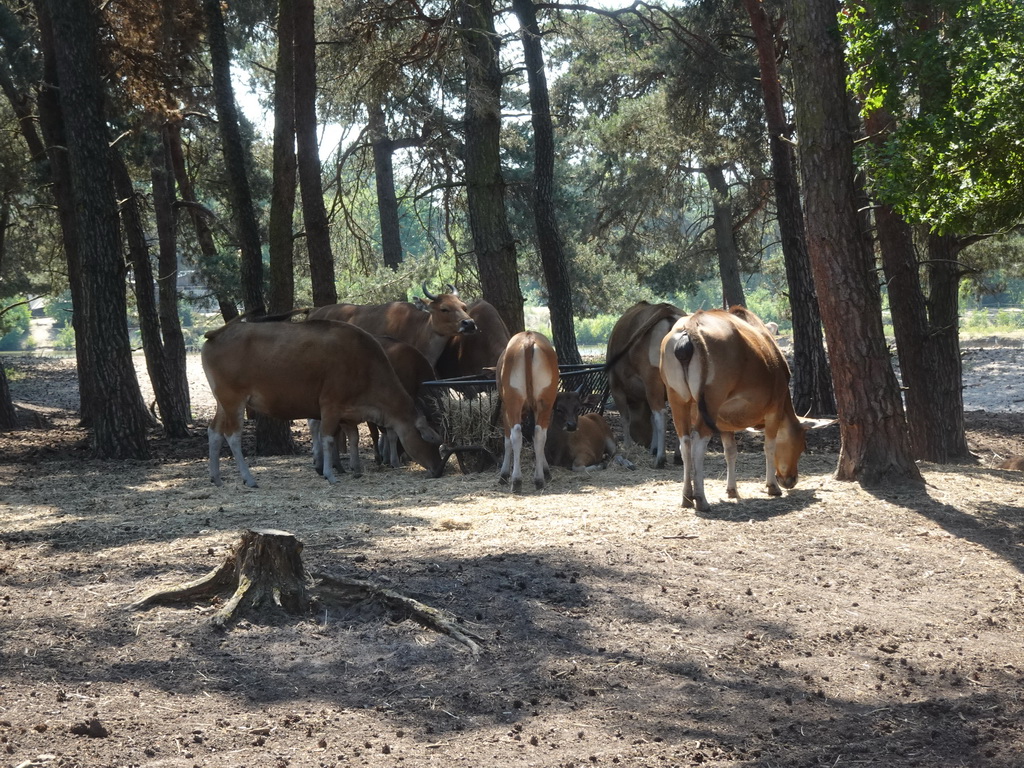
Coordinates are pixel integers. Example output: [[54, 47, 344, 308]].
[[766, 485, 782, 497], [727, 488, 740, 499], [512, 478, 523, 494], [535, 478, 545, 491]]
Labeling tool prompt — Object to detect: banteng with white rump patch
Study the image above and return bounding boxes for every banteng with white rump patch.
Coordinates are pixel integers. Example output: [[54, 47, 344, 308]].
[[496, 331, 560, 492], [659, 306, 833, 511], [201, 317, 444, 487]]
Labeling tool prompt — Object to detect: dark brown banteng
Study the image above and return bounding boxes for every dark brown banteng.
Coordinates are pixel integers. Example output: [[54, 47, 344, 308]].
[[202, 318, 443, 486], [435, 299, 511, 379], [496, 331, 559, 492], [546, 390, 636, 472], [659, 306, 832, 511], [314, 336, 438, 473], [605, 301, 686, 467], [307, 285, 476, 367]]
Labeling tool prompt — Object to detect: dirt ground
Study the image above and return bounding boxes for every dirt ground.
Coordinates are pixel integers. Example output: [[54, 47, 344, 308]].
[[1, 343, 1023, 768]]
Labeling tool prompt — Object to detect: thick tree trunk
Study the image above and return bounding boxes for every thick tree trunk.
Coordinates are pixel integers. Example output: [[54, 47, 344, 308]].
[[165, 121, 240, 321], [703, 164, 746, 309], [269, 0, 297, 314], [45, 0, 151, 459], [202, 0, 265, 315], [786, 0, 920, 486], [924, 233, 971, 460], [34, 0, 96, 424], [866, 113, 971, 463], [0, 362, 15, 430], [512, 0, 579, 363], [111, 147, 187, 437], [368, 98, 404, 271], [294, 0, 337, 307], [744, 0, 834, 416], [151, 130, 193, 432], [459, 0, 525, 335]]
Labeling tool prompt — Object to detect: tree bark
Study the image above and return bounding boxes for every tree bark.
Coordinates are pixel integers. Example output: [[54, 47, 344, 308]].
[[866, 111, 971, 463], [368, 97, 404, 271], [294, 0, 337, 307], [786, 0, 920, 486], [923, 233, 971, 459], [511, 0, 579, 363], [151, 129, 193, 433], [459, 0, 525, 335], [202, 0, 265, 315], [45, 0, 151, 459], [703, 163, 746, 309], [743, 0, 835, 416], [34, 0, 96, 424], [111, 146, 187, 438], [165, 121, 240, 321], [269, 0, 297, 314]]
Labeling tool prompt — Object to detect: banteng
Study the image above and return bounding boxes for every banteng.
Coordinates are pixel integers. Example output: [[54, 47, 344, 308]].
[[202, 318, 444, 486], [307, 285, 476, 367], [605, 301, 686, 467], [546, 390, 636, 472], [496, 331, 559, 492], [659, 306, 833, 511]]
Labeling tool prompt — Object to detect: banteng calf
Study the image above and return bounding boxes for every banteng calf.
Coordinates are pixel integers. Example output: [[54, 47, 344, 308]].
[[546, 390, 636, 471]]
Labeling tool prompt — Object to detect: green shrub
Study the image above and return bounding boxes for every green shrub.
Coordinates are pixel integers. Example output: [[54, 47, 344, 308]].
[[54, 325, 76, 350], [0, 298, 32, 351]]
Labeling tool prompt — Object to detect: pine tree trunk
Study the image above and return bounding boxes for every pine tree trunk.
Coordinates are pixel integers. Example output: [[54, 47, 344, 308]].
[[112, 147, 189, 437], [202, 0, 265, 315], [294, 0, 337, 307], [512, 0, 579, 363], [744, 0, 834, 416], [786, 0, 920, 486], [459, 0, 525, 335], [368, 98, 404, 271], [0, 363, 16, 430], [924, 233, 971, 460], [165, 121, 240, 322], [703, 164, 746, 309], [45, 0, 151, 459], [269, 0, 297, 314], [152, 130, 193, 432], [34, 0, 97, 425]]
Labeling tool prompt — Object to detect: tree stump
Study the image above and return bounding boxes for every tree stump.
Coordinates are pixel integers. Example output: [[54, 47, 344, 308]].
[[130, 529, 485, 653], [129, 529, 310, 628]]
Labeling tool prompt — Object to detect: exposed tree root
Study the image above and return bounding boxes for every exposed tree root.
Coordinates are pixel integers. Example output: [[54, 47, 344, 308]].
[[129, 529, 483, 652], [311, 570, 485, 656]]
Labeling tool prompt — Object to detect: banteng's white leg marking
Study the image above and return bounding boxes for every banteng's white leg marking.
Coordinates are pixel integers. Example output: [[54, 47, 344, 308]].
[[722, 431, 739, 498], [208, 427, 225, 486], [509, 423, 524, 493], [533, 424, 549, 490], [690, 431, 712, 512]]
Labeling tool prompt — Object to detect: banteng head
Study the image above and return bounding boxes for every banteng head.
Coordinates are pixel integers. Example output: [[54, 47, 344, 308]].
[[418, 284, 477, 337], [552, 389, 583, 433]]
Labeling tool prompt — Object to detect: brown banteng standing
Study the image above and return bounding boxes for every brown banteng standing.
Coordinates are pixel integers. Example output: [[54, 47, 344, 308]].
[[313, 336, 437, 473], [435, 299, 512, 379], [496, 331, 559, 492], [202, 318, 444, 486], [546, 390, 636, 472], [307, 285, 477, 367], [659, 306, 833, 511], [605, 301, 686, 467]]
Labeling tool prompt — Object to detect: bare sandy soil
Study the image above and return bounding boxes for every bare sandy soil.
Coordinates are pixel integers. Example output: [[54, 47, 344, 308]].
[[1, 344, 1023, 768]]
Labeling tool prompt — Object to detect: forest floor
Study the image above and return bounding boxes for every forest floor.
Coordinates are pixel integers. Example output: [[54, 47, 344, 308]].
[[1, 337, 1023, 768]]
